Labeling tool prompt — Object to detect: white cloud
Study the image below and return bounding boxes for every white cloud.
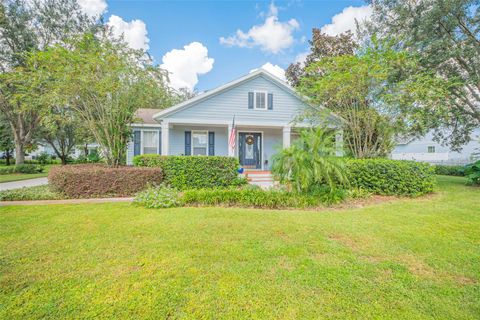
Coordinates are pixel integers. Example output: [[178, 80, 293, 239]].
[[107, 15, 150, 51], [220, 3, 299, 54], [294, 51, 309, 65], [78, 0, 107, 18], [161, 42, 214, 90], [321, 5, 372, 36], [250, 63, 286, 81]]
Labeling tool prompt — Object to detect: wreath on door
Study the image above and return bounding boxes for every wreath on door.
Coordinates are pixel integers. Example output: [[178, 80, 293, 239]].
[[245, 135, 255, 145]]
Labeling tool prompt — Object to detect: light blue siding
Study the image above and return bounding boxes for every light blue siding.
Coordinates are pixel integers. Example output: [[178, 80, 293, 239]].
[[169, 125, 228, 156], [392, 129, 480, 164], [126, 126, 161, 165], [163, 75, 308, 126]]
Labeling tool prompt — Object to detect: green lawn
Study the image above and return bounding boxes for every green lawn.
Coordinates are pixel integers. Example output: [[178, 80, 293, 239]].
[[0, 176, 479, 319], [0, 164, 55, 183]]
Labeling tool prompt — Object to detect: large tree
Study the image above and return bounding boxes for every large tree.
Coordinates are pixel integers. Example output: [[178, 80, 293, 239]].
[[366, 0, 480, 149], [0, 0, 96, 164], [30, 34, 174, 166]]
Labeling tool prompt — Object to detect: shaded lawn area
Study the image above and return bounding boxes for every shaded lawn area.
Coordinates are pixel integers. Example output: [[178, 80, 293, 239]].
[[0, 176, 479, 319], [0, 164, 55, 183]]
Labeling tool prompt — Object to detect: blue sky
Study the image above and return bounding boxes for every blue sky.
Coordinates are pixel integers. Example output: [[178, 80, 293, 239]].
[[90, 0, 369, 91]]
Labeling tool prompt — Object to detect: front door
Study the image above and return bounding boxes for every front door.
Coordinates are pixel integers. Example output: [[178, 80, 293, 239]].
[[239, 132, 262, 169]]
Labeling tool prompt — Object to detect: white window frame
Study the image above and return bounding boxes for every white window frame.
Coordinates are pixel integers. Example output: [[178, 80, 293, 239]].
[[191, 130, 209, 156], [427, 146, 436, 153], [141, 130, 159, 155], [254, 91, 267, 110]]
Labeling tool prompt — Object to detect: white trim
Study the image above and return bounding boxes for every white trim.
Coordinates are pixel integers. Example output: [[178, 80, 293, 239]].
[[131, 123, 162, 128], [191, 130, 208, 156], [254, 90, 268, 110], [161, 121, 169, 155], [282, 126, 291, 148], [237, 130, 264, 170], [140, 129, 159, 155]]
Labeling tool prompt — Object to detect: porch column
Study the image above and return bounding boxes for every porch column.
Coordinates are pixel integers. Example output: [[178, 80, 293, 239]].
[[228, 124, 235, 157], [161, 121, 169, 156], [282, 126, 291, 149], [335, 129, 344, 156]]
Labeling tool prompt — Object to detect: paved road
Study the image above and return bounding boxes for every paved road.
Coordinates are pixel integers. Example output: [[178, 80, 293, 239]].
[[0, 177, 48, 191]]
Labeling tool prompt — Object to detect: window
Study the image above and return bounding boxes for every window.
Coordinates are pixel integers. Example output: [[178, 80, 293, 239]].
[[427, 146, 435, 153], [192, 131, 208, 155], [142, 131, 158, 154], [255, 91, 266, 109]]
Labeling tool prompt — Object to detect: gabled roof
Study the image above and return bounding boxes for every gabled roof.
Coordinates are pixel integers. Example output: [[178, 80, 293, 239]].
[[153, 69, 343, 123]]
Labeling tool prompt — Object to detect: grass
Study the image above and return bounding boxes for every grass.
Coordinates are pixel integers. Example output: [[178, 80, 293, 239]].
[[0, 176, 479, 319], [0, 164, 55, 183]]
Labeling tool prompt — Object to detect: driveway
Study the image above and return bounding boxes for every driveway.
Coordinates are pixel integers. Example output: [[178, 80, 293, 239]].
[[0, 177, 48, 191]]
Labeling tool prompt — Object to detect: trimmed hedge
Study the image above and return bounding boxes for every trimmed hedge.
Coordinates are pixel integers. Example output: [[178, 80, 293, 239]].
[[0, 164, 44, 175], [346, 159, 435, 196], [433, 164, 465, 176], [133, 155, 240, 190], [48, 164, 163, 198]]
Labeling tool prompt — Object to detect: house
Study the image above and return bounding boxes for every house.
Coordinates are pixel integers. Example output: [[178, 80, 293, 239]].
[[391, 129, 480, 165], [127, 69, 343, 169]]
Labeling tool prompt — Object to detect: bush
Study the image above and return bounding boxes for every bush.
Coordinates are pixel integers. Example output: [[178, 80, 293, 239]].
[[133, 185, 182, 208], [0, 185, 65, 201], [182, 187, 345, 209], [48, 164, 163, 198], [346, 159, 435, 196], [434, 164, 465, 176], [36, 152, 50, 165], [464, 160, 480, 185], [133, 155, 239, 190], [0, 164, 44, 175]]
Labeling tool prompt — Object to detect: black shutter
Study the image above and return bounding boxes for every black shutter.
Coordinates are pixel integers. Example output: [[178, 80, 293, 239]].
[[268, 93, 273, 110], [133, 130, 141, 156], [158, 130, 162, 154], [185, 131, 191, 155], [248, 92, 254, 109], [208, 132, 215, 156]]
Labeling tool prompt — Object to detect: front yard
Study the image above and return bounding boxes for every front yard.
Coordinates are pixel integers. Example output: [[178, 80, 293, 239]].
[[0, 164, 55, 183], [0, 176, 478, 319]]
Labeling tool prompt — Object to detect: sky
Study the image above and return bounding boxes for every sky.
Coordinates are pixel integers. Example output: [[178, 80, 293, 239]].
[[79, 0, 370, 91]]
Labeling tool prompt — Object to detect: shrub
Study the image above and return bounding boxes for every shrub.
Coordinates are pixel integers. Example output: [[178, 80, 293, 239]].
[[36, 152, 51, 165], [133, 155, 239, 190], [0, 185, 65, 201], [182, 187, 344, 209], [48, 164, 163, 198], [0, 164, 44, 175], [434, 164, 465, 176], [133, 185, 182, 208], [346, 159, 435, 196], [464, 160, 480, 185]]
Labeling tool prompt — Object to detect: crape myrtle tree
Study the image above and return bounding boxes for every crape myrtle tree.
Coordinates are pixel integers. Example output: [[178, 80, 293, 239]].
[[366, 0, 480, 150], [0, 0, 97, 164], [29, 33, 174, 166]]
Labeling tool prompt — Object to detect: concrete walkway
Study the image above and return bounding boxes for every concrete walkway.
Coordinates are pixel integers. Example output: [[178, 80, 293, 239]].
[[0, 197, 134, 206], [0, 177, 48, 191]]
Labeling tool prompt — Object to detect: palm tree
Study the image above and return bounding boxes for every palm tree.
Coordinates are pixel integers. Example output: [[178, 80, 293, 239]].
[[272, 128, 348, 193]]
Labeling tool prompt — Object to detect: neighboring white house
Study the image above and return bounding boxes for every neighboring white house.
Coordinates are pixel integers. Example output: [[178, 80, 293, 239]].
[[127, 69, 343, 169], [391, 129, 480, 165]]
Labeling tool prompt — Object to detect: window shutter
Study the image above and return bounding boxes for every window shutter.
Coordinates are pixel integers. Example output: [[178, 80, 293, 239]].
[[268, 93, 273, 110], [185, 131, 191, 155], [133, 130, 141, 156], [248, 92, 254, 109], [208, 132, 215, 156], [158, 130, 162, 154]]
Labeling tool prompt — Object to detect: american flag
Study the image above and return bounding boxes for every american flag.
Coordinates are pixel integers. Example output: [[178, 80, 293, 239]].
[[228, 116, 236, 154]]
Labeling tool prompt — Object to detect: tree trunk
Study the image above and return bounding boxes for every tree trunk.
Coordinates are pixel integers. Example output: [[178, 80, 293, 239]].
[[15, 141, 25, 165], [60, 155, 68, 165]]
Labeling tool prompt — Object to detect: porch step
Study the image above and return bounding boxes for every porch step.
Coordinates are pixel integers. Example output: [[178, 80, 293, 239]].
[[244, 171, 275, 189]]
